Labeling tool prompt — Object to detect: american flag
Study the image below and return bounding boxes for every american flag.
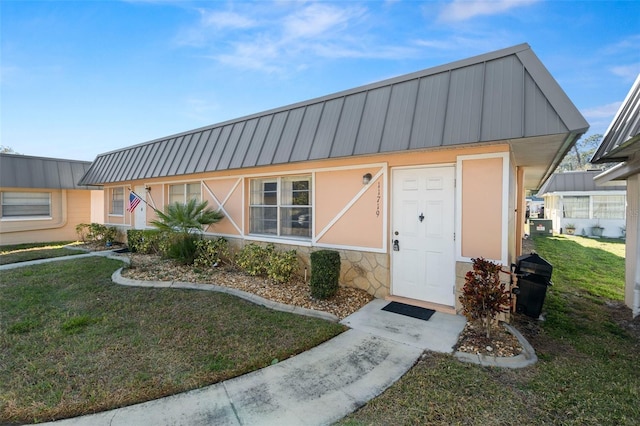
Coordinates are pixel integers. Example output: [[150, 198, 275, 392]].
[[127, 192, 142, 212]]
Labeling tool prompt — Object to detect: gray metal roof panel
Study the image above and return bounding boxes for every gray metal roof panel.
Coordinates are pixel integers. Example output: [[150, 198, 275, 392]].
[[194, 129, 219, 173], [592, 74, 640, 163], [354, 86, 391, 155], [243, 117, 271, 168], [308, 99, 342, 160], [273, 108, 303, 165], [183, 131, 205, 175], [443, 63, 485, 146], [290, 103, 323, 162], [230, 118, 258, 170], [1, 154, 94, 189], [258, 112, 287, 166], [380, 79, 419, 152], [410, 72, 450, 150], [79, 43, 588, 185], [330, 92, 366, 158], [168, 135, 190, 176], [537, 170, 626, 194], [516, 48, 589, 134], [206, 126, 231, 172], [137, 143, 157, 179], [219, 122, 246, 171], [481, 55, 525, 141], [523, 72, 568, 137]]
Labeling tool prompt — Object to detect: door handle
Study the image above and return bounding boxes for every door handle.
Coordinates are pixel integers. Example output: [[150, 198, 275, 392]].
[[393, 239, 400, 251]]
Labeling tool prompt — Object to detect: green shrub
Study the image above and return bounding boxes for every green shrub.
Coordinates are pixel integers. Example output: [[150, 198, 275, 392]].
[[127, 229, 165, 254], [234, 244, 298, 283], [75, 223, 91, 242], [164, 233, 200, 265], [235, 243, 273, 276], [76, 223, 119, 244], [310, 250, 341, 299], [266, 249, 298, 284], [194, 237, 230, 268]]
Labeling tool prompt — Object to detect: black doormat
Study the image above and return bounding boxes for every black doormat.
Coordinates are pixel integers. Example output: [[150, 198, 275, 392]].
[[381, 302, 435, 321]]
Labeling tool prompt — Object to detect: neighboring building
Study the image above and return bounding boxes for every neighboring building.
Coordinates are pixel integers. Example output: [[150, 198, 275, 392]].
[[591, 73, 640, 317], [0, 153, 103, 245], [537, 170, 626, 237], [79, 44, 589, 314]]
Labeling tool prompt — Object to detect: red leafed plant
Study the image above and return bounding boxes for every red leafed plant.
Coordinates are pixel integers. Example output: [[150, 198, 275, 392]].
[[459, 257, 511, 338]]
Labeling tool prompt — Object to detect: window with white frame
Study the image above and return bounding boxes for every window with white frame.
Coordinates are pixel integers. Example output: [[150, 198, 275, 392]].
[[562, 196, 589, 219], [593, 195, 626, 220], [250, 176, 312, 238], [1, 192, 51, 218], [109, 187, 124, 215], [169, 183, 201, 205]]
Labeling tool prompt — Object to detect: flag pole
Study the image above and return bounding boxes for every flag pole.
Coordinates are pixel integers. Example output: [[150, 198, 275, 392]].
[[128, 188, 161, 215]]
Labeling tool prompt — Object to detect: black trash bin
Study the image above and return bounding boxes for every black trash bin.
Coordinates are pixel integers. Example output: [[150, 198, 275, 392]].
[[514, 253, 553, 318]]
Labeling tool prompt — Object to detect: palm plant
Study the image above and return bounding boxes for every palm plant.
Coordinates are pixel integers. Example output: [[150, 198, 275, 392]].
[[151, 199, 224, 264], [151, 199, 224, 234]]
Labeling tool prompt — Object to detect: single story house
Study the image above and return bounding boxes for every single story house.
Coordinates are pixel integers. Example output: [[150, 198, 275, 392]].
[[591, 73, 640, 318], [0, 153, 103, 245], [536, 170, 626, 237], [79, 43, 589, 314]]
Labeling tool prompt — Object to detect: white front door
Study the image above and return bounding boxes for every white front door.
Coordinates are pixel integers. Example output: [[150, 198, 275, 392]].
[[134, 185, 147, 229], [391, 167, 456, 306]]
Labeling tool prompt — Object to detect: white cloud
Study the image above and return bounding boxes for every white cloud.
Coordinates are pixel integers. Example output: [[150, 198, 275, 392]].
[[582, 102, 622, 120], [439, 0, 540, 22], [610, 64, 640, 82], [199, 10, 257, 30], [189, 2, 410, 73], [282, 3, 362, 39]]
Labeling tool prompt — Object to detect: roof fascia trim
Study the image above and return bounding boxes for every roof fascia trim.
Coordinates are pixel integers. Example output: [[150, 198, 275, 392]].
[[591, 135, 640, 163], [594, 155, 640, 184], [592, 73, 640, 163]]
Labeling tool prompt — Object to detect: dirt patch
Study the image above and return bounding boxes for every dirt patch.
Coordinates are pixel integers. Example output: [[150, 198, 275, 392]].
[[604, 300, 640, 342]]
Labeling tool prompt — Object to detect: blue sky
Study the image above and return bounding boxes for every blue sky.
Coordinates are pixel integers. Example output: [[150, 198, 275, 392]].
[[2, 0, 639, 161]]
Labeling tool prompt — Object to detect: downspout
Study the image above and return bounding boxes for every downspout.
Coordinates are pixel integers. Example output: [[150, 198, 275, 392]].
[[635, 236, 640, 318]]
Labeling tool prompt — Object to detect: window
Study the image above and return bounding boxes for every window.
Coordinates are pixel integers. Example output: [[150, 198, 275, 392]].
[[1, 192, 51, 218], [250, 176, 312, 238], [562, 196, 589, 219], [110, 187, 124, 215], [169, 183, 201, 205], [593, 195, 625, 220]]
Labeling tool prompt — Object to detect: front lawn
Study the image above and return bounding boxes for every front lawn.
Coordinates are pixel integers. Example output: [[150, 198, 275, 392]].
[[340, 235, 639, 425], [0, 242, 84, 265], [0, 257, 346, 424]]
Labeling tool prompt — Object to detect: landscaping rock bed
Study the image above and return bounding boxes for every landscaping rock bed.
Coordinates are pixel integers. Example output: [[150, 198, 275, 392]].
[[120, 253, 374, 320]]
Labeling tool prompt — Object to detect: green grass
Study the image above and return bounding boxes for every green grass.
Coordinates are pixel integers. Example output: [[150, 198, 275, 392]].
[[0, 241, 84, 265], [340, 235, 639, 425], [0, 257, 346, 424]]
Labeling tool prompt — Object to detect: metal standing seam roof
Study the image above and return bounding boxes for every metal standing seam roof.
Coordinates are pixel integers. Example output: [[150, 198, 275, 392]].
[[79, 43, 589, 186], [537, 170, 627, 196], [591, 73, 640, 164], [0, 153, 95, 190]]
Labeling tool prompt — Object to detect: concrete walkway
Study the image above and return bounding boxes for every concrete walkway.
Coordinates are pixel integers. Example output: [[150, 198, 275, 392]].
[[3, 251, 471, 425]]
